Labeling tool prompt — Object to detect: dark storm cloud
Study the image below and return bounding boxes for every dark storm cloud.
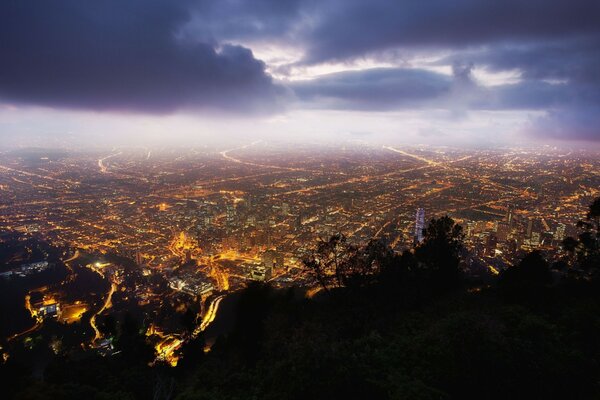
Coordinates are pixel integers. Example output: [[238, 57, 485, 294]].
[[292, 0, 599, 140], [186, 0, 308, 44], [290, 64, 599, 122], [0, 0, 284, 113], [529, 106, 600, 141], [437, 37, 600, 84], [186, 0, 600, 65], [290, 65, 549, 112], [291, 68, 452, 110], [299, 0, 600, 64], [1, 0, 599, 141], [183, 0, 600, 140]]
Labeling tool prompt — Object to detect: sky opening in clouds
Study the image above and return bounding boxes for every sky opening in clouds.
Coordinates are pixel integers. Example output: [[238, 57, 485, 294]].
[[0, 0, 599, 147]]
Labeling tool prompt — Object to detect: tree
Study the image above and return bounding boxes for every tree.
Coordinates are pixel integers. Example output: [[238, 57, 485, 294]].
[[175, 334, 205, 372], [562, 236, 578, 253], [414, 216, 464, 292], [499, 251, 552, 287], [343, 238, 395, 288], [99, 313, 117, 337], [303, 234, 358, 291], [562, 197, 600, 273], [115, 312, 154, 364], [228, 282, 274, 365], [180, 305, 199, 335], [303, 235, 398, 290], [587, 197, 600, 231]]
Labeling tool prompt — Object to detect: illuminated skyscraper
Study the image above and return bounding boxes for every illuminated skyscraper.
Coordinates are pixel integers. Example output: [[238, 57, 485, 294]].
[[526, 218, 534, 238], [281, 202, 290, 216], [226, 204, 236, 224], [505, 204, 515, 226], [135, 251, 143, 266], [414, 208, 425, 244], [554, 223, 566, 241], [530, 232, 541, 247], [496, 222, 510, 242]]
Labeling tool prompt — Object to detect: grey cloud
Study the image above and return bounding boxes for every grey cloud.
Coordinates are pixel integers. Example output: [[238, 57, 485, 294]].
[[289, 67, 579, 113], [437, 38, 600, 84], [528, 106, 600, 141], [298, 0, 600, 64], [182, 1, 600, 65], [291, 68, 452, 110], [185, 0, 600, 141], [0, 0, 284, 113], [1, 0, 600, 141]]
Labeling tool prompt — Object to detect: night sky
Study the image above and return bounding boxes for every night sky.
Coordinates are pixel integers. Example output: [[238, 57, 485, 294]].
[[1, 0, 599, 146]]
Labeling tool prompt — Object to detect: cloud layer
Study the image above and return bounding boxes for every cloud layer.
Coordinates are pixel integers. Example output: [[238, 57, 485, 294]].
[[1, 0, 599, 141], [0, 0, 283, 113]]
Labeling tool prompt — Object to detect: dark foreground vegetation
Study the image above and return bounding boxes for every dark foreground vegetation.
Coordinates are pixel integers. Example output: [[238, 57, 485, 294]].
[[1, 199, 599, 399]]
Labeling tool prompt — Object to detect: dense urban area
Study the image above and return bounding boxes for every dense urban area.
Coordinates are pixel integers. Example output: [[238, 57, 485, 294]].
[[1, 142, 599, 399]]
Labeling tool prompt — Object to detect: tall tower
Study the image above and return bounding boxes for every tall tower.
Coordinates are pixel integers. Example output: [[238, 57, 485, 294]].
[[414, 208, 425, 244], [526, 218, 534, 238], [554, 223, 566, 242], [226, 204, 236, 225], [505, 204, 515, 227], [135, 251, 143, 266]]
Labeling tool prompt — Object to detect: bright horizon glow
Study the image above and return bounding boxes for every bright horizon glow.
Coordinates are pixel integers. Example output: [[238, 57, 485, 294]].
[[0, 105, 559, 150]]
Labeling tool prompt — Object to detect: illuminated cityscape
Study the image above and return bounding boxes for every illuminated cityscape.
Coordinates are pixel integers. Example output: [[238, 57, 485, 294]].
[[1, 142, 598, 367], [1, 1, 600, 398]]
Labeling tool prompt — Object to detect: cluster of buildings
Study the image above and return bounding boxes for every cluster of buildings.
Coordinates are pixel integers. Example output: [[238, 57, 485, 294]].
[[0, 260, 49, 278], [409, 202, 579, 275], [0, 144, 598, 354], [168, 276, 214, 297]]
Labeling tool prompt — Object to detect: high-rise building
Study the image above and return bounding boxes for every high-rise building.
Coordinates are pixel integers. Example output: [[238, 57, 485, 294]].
[[135, 251, 143, 266], [530, 232, 541, 247], [466, 222, 475, 237], [496, 222, 510, 242], [554, 223, 566, 242], [505, 204, 515, 227], [262, 250, 276, 269], [250, 265, 272, 281], [486, 234, 498, 254], [295, 214, 303, 230], [226, 204, 236, 225], [526, 218, 534, 238], [414, 208, 425, 244]]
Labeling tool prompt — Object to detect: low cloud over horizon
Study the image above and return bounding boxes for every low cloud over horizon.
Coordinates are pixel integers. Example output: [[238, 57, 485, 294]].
[[1, 0, 599, 145]]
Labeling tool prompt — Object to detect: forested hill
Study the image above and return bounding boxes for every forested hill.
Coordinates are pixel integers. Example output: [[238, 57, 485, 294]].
[[2, 199, 599, 400]]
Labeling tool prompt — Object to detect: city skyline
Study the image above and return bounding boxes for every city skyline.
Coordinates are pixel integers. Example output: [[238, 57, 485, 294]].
[[1, 142, 598, 366], [2, 2, 600, 398]]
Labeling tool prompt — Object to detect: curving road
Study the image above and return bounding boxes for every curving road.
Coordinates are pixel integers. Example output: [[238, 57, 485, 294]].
[[89, 279, 117, 345], [193, 295, 225, 337]]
